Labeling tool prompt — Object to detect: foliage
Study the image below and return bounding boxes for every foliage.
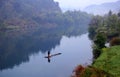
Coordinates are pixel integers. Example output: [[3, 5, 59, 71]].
[[92, 44, 102, 59], [88, 11, 120, 77], [92, 33, 106, 59], [88, 11, 120, 59], [110, 37, 120, 46], [88, 11, 120, 40], [72, 65, 112, 77], [88, 15, 103, 39], [93, 46, 120, 77], [94, 33, 106, 48], [0, 0, 92, 37]]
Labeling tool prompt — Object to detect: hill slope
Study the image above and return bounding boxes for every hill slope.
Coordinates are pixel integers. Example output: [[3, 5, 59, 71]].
[[84, 0, 120, 15], [0, 0, 61, 20], [93, 46, 120, 76], [0, 0, 62, 35], [0, 0, 61, 25]]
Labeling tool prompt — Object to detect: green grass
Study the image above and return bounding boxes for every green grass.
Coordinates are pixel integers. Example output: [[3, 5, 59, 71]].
[[93, 45, 120, 77]]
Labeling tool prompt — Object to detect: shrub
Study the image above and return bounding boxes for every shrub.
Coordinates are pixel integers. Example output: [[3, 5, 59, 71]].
[[92, 44, 102, 59], [72, 65, 113, 77], [110, 37, 120, 46], [94, 33, 106, 48]]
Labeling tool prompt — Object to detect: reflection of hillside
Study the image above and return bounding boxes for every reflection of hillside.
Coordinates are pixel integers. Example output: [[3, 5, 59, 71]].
[[0, 24, 85, 70], [0, 33, 62, 70]]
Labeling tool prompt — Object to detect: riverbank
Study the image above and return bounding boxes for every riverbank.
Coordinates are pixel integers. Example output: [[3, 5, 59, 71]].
[[72, 45, 120, 77], [93, 45, 120, 76], [72, 11, 120, 77]]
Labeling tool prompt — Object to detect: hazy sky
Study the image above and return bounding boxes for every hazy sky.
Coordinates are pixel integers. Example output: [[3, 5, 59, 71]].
[[54, 0, 118, 10]]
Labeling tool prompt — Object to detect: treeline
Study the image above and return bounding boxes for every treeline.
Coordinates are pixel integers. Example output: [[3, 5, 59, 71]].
[[0, 11, 91, 37], [88, 11, 120, 40], [32, 11, 92, 37], [88, 11, 120, 59]]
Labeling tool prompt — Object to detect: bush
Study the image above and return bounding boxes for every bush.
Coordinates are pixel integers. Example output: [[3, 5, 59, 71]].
[[110, 37, 120, 46], [94, 33, 106, 48], [72, 65, 113, 77], [92, 44, 102, 59]]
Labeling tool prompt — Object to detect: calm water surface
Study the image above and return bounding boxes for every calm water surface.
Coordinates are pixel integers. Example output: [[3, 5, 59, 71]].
[[0, 33, 93, 77]]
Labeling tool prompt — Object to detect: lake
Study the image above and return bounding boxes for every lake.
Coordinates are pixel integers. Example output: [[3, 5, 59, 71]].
[[0, 33, 93, 77]]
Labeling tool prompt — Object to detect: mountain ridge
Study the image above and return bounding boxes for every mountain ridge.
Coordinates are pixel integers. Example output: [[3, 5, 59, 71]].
[[84, 0, 120, 15]]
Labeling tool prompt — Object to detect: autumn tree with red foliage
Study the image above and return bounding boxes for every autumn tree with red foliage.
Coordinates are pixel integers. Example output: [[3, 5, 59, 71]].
[[110, 37, 120, 46]]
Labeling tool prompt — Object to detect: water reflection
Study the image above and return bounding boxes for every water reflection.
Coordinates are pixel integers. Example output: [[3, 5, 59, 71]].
[[0, 33, 93, 77], [0, 36, 61, 70], [0, 29, 84, 70]]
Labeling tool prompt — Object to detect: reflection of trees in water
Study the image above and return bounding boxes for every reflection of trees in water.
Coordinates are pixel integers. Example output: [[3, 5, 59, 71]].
[[0, 27, 85, 70], [0, 34, 61, 70]]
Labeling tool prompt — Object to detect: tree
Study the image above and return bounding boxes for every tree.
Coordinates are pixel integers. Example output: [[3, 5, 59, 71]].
[[108, 10, 112, 16], [92, 33, 107, 59], [110, 37, 120, 46], [94, 33, 106, 48]]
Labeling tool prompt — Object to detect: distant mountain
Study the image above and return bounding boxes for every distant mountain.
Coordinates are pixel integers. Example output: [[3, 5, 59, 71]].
[[84, 0, 120, 15]]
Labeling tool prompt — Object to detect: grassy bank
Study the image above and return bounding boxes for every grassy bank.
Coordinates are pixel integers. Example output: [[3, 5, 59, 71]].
[[72, 45, 120, 77], [93, 45, 120, 77]]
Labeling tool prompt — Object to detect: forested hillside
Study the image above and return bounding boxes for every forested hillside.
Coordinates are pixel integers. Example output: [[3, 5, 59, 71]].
[[0, 0, 60, 36], [0, 0, 91, 37], [88, 11, 120, 40]]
